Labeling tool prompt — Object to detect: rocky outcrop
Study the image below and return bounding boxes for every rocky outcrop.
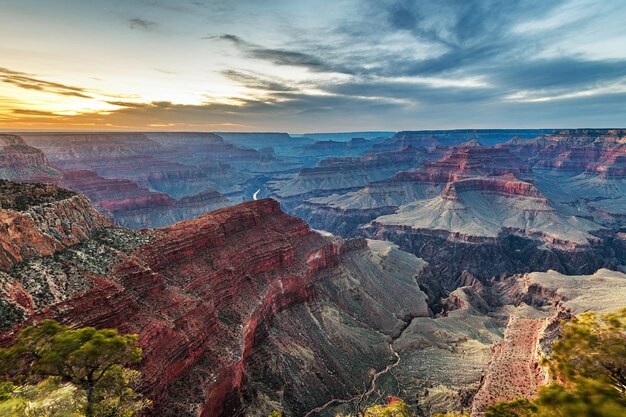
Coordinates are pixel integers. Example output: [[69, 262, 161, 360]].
[[295, 146, 531, 236], [269, 146, 429, 209], [468, 267, 626, 415], [494, 129, 626, 225], [470, 316, 546, 415], [0, 187, 429, 417], [372, 130, 551, 153], [0, 180, 111, 269], [367, 176, 601, 247], [57, 170, 230, 228], [0, 134, 61, 181]]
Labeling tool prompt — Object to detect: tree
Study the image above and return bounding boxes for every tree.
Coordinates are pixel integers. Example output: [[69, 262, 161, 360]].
[[482, 307, 626, 417], [433, 414, 470, 417], [484, 399, 537, 417], [0, 377, 83, 417], [546, 307, 626, 396], [0, 320, 150, 417]]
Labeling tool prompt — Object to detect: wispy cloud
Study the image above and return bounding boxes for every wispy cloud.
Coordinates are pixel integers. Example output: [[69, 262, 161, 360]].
[[212, 34, 351, 74], [128, 17, 159, 31], [221, 69, 296, 92], [0, 67, 92, 98], [2, 0, 626, 130]]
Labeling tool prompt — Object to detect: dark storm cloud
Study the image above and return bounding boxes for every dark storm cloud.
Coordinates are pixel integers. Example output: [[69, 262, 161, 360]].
[[0, 67, 92, 98]]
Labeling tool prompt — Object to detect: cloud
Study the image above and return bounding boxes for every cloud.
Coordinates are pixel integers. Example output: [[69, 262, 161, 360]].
[[492, 58, 626, 91], [212, 34, 351, 74], [128, 18, 159, 31], [3, 0, 626, 131], [325, 78, 499, 104], [0, 67, 92, 98], [11, 109, 61, 117], [221, 69, 296, 92]]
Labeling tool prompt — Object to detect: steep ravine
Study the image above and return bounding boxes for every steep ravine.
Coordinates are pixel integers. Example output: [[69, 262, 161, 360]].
[[303, 315, 418, 417]]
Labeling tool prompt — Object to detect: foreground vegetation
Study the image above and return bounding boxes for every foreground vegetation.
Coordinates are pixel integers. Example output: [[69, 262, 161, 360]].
[[270, 307, 626, 417], [470, 307, 625, 417], [0, 320, 150, 417], [1, 306, 624, 416]]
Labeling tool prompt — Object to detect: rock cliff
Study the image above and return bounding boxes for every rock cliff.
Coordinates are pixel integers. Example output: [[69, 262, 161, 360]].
[[0, 180, 111, 270], [0, 134, 61, 181], [0, 184, 429, 417]]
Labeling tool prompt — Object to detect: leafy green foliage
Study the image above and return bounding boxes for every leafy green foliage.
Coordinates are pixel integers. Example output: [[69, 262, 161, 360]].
[[0, 320, 150, 417], [322, 398, 415, 417], [483, 307, 626, 417], [362, 398, 414, 417], [0, 377, 83, 417], [484, 399, 537, 417], [548, 307, 625, 395]]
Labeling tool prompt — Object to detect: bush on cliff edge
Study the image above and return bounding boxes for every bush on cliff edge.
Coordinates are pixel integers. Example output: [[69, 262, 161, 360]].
[[0, 320, 151, 417]]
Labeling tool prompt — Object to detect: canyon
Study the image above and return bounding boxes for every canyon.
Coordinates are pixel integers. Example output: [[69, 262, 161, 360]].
[[0, 129, 624, 417]]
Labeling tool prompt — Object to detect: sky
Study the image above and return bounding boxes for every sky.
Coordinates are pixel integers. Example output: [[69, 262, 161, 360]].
[[0, 0, 625, 132]]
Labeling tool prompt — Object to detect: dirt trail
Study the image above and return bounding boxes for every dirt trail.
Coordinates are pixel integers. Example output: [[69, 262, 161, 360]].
[[303, 317, 414, 417]]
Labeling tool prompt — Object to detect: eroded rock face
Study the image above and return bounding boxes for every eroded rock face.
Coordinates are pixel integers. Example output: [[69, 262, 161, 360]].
[[269, 146, 429, 208], [0, 134, 61, 181], [0, 187, 429, 417], [19, 132, 301, 217], [1, 179, 624, 417], [467, 268, 626, 415], [0, 180, 111, 270], [145, 132, 300, 175], [368, 175, 601, 247], [296, 146, 531, 236], [56, 169, 230, 228], [243, 239, 429, 416], [372, 130, 552, 153], [498, 129, 626, 222]]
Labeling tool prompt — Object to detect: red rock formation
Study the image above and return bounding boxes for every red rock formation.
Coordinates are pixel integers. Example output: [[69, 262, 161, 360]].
[[56, 169, 229, 228], [372, 129, 549, 153], [441, 175, 546, 200], [0, 192, 345, 416], [498, 129, 626, 175], [294, 146, 531, 236], [471, 316, 547, 415], [396, 145, 530, 184], [0, 181, 111, 269], [0, 134, 61, 181]]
